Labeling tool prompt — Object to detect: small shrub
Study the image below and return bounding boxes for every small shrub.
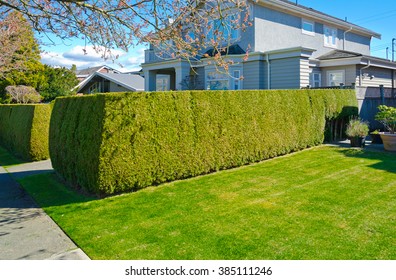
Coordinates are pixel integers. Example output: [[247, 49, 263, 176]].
[[5, 85, 43, 104], [375, 105, 396, 134]]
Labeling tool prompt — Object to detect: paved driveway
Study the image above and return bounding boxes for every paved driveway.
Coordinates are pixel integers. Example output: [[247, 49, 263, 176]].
[[0, 160, 89, 260]]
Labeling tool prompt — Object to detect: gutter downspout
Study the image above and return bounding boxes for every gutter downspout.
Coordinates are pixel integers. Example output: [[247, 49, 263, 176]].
[[343, 26, 353, 51], [359, 60, 370, 86], [266, 53, 271, 89]]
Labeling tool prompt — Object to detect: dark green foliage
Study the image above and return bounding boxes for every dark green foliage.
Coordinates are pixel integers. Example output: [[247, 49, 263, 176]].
[[0, 104, 51, 161], [0, 12, 46, 101], [49, 89, 357, 195], [40, 65, 79, 102], [49, 95, 106, 193]]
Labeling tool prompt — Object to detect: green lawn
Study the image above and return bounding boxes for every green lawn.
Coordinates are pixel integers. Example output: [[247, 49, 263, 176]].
[[17, 146, 396, 260]]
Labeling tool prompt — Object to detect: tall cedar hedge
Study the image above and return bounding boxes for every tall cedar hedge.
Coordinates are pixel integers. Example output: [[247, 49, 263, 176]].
[[0, 104, 52, 161], [49, 89, 358, 195]]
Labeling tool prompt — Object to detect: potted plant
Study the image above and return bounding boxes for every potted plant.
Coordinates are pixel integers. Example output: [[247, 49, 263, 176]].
[[375, 105, 396, 151], [346, 119, 369, 148], [370, 130, 383, 144]]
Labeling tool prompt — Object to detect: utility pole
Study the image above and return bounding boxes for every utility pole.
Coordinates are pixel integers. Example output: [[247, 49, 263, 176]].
[[386, 47, 389, 60], [393, 38, 395, 62]]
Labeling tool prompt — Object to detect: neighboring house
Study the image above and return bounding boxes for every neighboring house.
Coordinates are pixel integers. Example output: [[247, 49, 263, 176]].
[[77, 72, 144, 94], [141, 0, 396, 91], [75, 65, 120, 83]]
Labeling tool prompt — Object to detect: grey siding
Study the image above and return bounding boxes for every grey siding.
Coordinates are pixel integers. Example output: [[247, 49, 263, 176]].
[[253, 5, 371, 58], [243, 61, 265, 89], [192, 67, 205, 90], [357, 66, 393, 87], [109, 82, 131, 92], [270, 57, 300, 89]]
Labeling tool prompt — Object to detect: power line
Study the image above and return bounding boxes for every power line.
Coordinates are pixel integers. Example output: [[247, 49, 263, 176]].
[[351, 9, 396, 23]]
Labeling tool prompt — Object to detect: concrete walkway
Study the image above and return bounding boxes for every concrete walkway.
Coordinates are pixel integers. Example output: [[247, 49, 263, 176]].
[[0, 160, 90, 260], [329, 139, 394, 153]]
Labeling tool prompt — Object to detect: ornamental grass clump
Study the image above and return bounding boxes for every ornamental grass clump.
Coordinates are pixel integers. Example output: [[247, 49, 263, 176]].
[[346, 119, 369, 138]]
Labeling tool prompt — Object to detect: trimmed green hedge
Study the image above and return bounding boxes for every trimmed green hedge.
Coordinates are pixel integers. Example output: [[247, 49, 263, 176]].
[[0, 104, 52, 161], [50, 89, 357, 195]]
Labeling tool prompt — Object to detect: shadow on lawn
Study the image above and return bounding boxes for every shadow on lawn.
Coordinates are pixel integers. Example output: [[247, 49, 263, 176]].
[[337, 147, 396, 174], [17, 172, 97, 208], [0, 146, 29, 166]]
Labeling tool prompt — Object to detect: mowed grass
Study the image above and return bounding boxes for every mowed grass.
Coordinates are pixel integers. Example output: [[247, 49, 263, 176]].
[[18, 146, 396, 260]]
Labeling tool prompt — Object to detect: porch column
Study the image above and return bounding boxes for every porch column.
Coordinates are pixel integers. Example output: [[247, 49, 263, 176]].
[[143, 70, 157, 91], [175, 63, 191, 90]]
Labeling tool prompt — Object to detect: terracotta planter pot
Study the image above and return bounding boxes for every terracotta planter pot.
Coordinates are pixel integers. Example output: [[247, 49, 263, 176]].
[[350, 136, 366, 148], [379, 133, 396, 151]]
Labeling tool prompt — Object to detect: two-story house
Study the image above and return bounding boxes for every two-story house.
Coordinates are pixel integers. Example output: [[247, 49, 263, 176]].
[[141, 0, 396, 92]]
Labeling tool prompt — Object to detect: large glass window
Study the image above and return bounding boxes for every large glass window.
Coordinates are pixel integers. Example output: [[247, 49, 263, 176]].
[[327, 70, 345, 86], [156, 75, 170, 91], [207, 15, 239, 43], [89, 82, 99, 94], [324, 26, 337, 48], [206, 71, 229, 90]]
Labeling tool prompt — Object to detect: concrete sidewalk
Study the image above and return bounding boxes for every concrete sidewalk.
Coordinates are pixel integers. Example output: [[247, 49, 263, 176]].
[[0, 160, 90, 260]]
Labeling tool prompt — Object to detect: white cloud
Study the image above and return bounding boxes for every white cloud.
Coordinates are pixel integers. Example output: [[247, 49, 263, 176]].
[[41, 45, 146, 72]]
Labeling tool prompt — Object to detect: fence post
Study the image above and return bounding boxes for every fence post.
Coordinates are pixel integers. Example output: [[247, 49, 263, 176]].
[[379, 85, 385, 104]]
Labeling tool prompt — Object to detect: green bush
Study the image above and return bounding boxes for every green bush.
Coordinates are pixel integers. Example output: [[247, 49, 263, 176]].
[[49, 89, 357, 195], [0, 104, 52, 161]]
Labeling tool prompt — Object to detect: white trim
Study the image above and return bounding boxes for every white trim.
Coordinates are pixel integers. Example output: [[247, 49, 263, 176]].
[[302, 19, 315, 36], [324, 25, 338, 48], [78, 72, 144, 92], [310, 72, 322, 88], [232, 70, 242, 90]]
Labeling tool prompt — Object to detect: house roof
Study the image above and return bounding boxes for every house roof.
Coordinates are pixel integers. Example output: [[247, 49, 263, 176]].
[[317, 50, 396, 70], [78, 72, 145, 92], [75, 65, 120, 77], [317, 50, 363, 60], [258, 0, 381, 39], [203, 44, 246, 58]]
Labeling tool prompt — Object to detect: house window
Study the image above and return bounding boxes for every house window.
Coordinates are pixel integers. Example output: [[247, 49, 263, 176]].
[[327, 70, 345, 86], [302, 19, 315, 36], [206, 71, 229, 90], [89, 82, 99, 94], [233, 70, 241, 90], [156, 75, 170, 91], [310, 72, 321, 88], [324, 26, 337, 48]]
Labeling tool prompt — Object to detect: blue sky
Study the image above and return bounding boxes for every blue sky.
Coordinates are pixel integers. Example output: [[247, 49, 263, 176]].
[[40, 0, 396, 71]]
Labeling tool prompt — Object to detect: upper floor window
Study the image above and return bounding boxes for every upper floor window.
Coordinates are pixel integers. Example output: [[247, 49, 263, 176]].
[[207, 15, 240, 43], [324, 26, 337, 48], [302, 19, 315, 36]]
